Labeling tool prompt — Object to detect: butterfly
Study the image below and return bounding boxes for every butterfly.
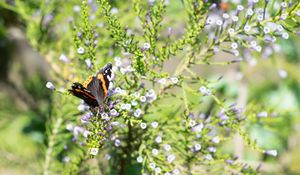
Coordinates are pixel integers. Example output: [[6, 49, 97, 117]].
[[68, 63, 113, 109]]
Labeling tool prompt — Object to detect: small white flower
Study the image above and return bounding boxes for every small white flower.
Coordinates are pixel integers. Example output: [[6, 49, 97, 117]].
[[155, 136, 162, 143], [247, 9, 254, 16], [170, 77, 179, 84], [231, 42, 238, 49], [155, 167, 161, 173], [167, 154, 176, 162], [257, 111, 268, 118], [263, 27, 270, 34], [192, 123, 204, 132], [244, 25, 251, 32], [257, 15, 263, 21], [199, 86, 207, 93], [276, 25, 284, 32], [59, 54, 69, 63], [66, 123, 73, 131], [125, 103, 131, 110], [143, 42, 151, 49], [77, 47, 85, 54], [152, 149, 159, 155], [206, 18, 214, 25], [296, 10, 300, 16], [115, 60, 122, 67], [253, 0, 258, 3], [278, 69, 288, 79], [131, 100, 138, 106], [205, 154, 213, 160], [115, 139, 121, 147], [233, 50, 239, 57], [110, 7, 118, 14], [105, 154, 111, 160], [149, 162, 156, 169], [90, 148, 99, 155], [237, 5, 244, 11], [134, 92, 140, 98], [249, 59, 257, 66], [163, 144, 171, 151], [250, 40, 257, 47], [140, 96, 147, 102], [222, 13, 229, 19], [264, 149, 278, 157], [151, 121, 158, 128], [141, 122, 147, 129], [83, 130, 90, 138], [62, 156, 70, 163], [110, 109, 118, 116], [73, 5, 81, 12], [194, 143, 201, 151], [111, 121, 119, 126], [255, 45, 262, 52], [228, 28, 235, 35], [216, 20, 223, 26], [211, 136, 220, 144], [121, 103, 127, 110], [207, 146, 216, 152], [46, 81, 55, 90], [189, 120, 196, 127], [173, 169, 180, 175], [158, 78, 167, 85], [282, 32, 289, 39], [120, 89, 126, 95], [281, 13, 287, 20], [281, 2, 287, 8], [134, 109, 142, 117], [137, 156, 143, 163], [85, 58, 92, 68], [232, 16, 239, 22]]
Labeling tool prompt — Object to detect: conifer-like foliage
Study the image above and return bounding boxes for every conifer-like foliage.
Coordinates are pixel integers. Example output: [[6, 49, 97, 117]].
[[1, 0, 299, 174]]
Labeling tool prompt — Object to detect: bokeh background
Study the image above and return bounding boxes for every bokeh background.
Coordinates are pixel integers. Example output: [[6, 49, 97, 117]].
[[0, 0, 300, 174]]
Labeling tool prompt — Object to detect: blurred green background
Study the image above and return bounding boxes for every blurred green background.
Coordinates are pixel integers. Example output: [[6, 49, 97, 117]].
[[0, 0, 300, 174]]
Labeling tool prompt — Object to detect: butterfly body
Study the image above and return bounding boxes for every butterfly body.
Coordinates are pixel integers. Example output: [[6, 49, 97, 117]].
[[69, 63, 112, 109]]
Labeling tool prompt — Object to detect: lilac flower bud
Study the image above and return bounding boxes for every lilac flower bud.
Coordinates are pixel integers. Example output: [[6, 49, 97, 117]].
[[207, 146, 216, 152], [167, 154, 176, 162], [46, 81, 55, 90], [264, 150, 277, 156], [59, 54, 70, 63], [257, 111, 268, 118], [211, 136, 220, 144]]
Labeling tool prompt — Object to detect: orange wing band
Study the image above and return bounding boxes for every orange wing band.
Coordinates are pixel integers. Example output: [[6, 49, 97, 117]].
[[97, 74, 108, 97]]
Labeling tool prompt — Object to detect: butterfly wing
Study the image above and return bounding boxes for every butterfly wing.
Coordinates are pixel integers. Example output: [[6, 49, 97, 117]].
[[86, 63, 112, 106], [68, 82, 98, 108]]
